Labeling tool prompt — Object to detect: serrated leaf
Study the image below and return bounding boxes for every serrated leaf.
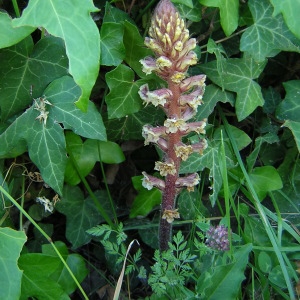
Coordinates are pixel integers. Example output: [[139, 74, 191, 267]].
[[105, 64, 145, 119], [240, 0, 300, 61], [199, 244, 252, 298], [270, 0, 300, 40], [12, 0, 100, 111], [199, 0, 239, 36], [282, 120, 300, 153], [276, 80, 300, 122], [100, 22, 125, 66], [105, 105, 165, 141], [0, 12, 34, 48], [0, 228, 26, 300], [199, 56, 267, 121], [0, 36, 68, 120], [56, 185, 112, 249], [45, 76, 106, 141], [130, 176, 162, 218]]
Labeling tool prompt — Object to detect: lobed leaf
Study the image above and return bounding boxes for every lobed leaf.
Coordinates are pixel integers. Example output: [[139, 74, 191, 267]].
[[0, 36, 68, 120], [240, 0, 300, 61], [12, 0, 100, 111], [0, 12, 34, 48], [56, 185, 113, 249], [270, 0, 300, 40], [199, 56, 267, 121]]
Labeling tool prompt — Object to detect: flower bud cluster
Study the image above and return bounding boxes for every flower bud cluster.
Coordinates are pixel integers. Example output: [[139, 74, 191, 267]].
[[206, 225, 230, 251], [139, 0, 208, 224]]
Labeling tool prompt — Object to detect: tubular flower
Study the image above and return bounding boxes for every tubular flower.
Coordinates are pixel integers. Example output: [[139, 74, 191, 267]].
[[175, 173, 200, 192], [155, 160, 177, 176], [142, 172, 165, 191], [139, 84, 172, 107], [139, 0, 208, 250]]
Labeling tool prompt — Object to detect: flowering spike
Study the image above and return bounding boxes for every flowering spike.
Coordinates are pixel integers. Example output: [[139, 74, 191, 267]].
[[139, 0, 208, 251]]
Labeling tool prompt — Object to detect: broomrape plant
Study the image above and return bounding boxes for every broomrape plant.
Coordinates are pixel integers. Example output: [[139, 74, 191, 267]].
[[139, 0, 208, 251]]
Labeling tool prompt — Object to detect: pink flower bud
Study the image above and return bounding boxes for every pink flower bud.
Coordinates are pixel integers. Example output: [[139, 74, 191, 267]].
[[139, 84, 173, 107], [176, 173, 200, 191], [142, 171, 165, 191]]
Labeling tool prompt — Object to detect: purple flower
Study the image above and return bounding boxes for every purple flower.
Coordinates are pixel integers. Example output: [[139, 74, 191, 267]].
[[206, 225, 230, 251]]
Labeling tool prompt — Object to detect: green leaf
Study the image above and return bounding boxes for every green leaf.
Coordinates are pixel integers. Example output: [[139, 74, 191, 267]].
[[0, 36, 68, 120], [42, 242, 88, 295], [282, 120, 300, 152], [249, 166, 283, 200], [105, 105, 165, 141], [56, 185, 112, 249], [196, 84, 235, 120], [240, 0, 300, 61], [258, 251, 272, 273], [175, 1, 202, 22], [172, 0, 193, 8], [270, 0, 300, 40], [19, 253, 69, 300], [100, 22, 125, 66], [276, 80, 300, 122], [199, 0, 239, 36], [45, 76, 107, 141], [65, 132, 125, 185], [130, 175, 162, 218], [181, 139, 235, 206], [123, 21, 154, 79], [12, 0, 100, 111], [0, 12, 34, 48], [199, 56, 267, 121], [105, 64, 145, 119], [198, 244, 252, 299], [103, 2, 133, 23], [0, 228, 26, 300]]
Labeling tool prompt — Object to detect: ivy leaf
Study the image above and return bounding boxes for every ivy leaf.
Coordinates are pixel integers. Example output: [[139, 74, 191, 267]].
[[276, 80, 300, 122], [45, 76, 106, 141], [0, 12, 34, 48], [196, 84, 235, 120], [56, 185, 112, 249], [181, 139, 235, 206], [0, 228, 26, 300], [12, 0, 100, 111], [0, 76, 106, 195], [276, 80, 300, 152], [175, 1, 202, 22], [100, 22, 125, 66], [199, 0, 239, 36], [199, 56, 267, 121], [270, 0, 300, 40], [283, 120, 300, 153], [0, 36, 68, 120], [130, 176, 162, 218], [172, 0, 193, 8], [240, 0, 300, 61], [105, 64, 145, 119]]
